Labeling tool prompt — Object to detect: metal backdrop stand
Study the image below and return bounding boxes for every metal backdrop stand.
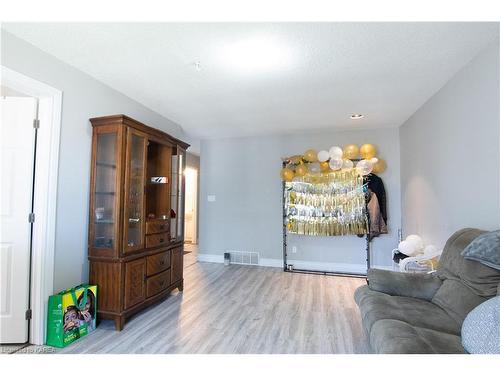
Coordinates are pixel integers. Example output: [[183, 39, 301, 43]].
[[282, 161, 371, 278]]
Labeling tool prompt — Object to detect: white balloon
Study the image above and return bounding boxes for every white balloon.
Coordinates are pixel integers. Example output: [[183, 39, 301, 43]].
[[342, 159, 354, 170], [317, 150, 330, 162], [329, 146, 343, 160], [370, 157, 379, 164], [329, 158, 343, 171], [398, 240, 420, 256], [406, 234, 424, 252], [308, 162, 321, 174], [356, 159, 373, 176]]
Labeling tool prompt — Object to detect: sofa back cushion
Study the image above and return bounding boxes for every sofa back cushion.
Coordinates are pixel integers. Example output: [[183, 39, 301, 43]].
[[432, 228, 500, 325]]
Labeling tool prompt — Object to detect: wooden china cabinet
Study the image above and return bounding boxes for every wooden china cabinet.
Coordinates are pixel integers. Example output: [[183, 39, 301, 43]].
[[87, 115, 188, 330]]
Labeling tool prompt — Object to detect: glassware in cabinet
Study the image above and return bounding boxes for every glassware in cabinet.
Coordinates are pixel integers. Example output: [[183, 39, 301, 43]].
[[92, 131, 118, 249]]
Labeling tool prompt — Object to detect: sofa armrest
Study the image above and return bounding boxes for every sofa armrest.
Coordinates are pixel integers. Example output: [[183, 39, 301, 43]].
[[367, 268, 443, 301]]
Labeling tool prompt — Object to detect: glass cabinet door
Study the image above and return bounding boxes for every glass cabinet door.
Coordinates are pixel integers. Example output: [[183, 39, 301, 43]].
[[176, 147, 186, 240], [170, 147, 186, 242], [92, 130, 118, 251], [124, 129, 146, 253], [170, 152, 179, 241]]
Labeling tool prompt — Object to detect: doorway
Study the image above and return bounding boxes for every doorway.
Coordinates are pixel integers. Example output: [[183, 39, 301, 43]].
[[0, 66, 62, 346], [184, 167, 198, 244], [184, 165, 198, 268]]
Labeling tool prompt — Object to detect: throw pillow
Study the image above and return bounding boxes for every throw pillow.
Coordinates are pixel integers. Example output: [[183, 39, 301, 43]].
[[461, 230, 500, 270], [461, 296, 500, 354]]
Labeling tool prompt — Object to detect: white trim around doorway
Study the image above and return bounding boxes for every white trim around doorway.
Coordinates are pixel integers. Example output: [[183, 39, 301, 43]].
[[1, 66, 62, 345]]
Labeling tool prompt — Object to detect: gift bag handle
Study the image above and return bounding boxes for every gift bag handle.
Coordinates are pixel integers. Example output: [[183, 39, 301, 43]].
[[70, 285, 89, 310]]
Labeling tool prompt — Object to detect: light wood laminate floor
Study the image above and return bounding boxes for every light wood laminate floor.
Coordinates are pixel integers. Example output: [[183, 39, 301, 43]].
[[51, 257, 370, 354]]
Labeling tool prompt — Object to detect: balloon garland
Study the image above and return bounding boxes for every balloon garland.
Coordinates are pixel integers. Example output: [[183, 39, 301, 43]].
[[281, 143, 387, 181]]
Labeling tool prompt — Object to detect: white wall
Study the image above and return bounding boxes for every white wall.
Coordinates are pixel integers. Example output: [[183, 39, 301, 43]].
[[1, 31, 192, 292], [199, 127, 401, 271], [400, 40, 500, 249]]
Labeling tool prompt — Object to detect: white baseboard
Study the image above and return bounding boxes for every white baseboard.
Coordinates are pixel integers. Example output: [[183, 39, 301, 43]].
[[259, 258, 283, 268], [197, 253, 391, 273], [197, 253, 224, 263]]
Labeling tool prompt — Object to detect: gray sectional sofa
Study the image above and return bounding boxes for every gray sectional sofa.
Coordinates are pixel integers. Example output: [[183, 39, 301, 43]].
[[355, 228, 500, 354]]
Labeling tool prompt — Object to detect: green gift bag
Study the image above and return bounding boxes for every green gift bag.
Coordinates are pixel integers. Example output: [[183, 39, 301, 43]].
[[46, 284, 97, 347]]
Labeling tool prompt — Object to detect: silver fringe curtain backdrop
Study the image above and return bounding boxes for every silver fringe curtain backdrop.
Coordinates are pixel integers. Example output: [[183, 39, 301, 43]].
[[285, 169, 368, 236]]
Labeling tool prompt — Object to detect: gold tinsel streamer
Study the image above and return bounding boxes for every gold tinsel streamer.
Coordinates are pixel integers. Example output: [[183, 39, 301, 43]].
[[285, 169, 368, 236]]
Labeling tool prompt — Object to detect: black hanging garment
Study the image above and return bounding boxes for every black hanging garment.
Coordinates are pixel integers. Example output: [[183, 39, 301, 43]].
[[358, 173, 388, 240], [364, 173, 387, 223]]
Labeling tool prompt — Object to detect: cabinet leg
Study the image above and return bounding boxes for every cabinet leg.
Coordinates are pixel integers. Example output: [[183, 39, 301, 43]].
[[114, 316, 125, 331], [178, 280, 184, 292]]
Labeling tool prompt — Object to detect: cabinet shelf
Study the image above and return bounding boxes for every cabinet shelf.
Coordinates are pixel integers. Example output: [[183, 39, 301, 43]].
[[96, 161, 117, 169], [95, 219, 114, 224], [95, 191, 115, 195]]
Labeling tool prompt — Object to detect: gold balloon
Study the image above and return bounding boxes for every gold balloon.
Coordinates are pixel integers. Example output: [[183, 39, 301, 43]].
[[372, 158, 387, 174], [295, 164, 308, 177], [360, 144, 377, 159], [319, 161, 330, 172], [343, 144, 359, 159], [280, 168, 295, 181], [303, 149, 318, 162], [288, 155, 303, 165]]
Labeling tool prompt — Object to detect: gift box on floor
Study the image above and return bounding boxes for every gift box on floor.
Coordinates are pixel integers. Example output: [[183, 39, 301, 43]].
[[46, 284, 97, 348]]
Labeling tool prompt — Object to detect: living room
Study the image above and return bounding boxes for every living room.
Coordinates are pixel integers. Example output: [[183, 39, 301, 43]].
[[1, 0, 499, 372]]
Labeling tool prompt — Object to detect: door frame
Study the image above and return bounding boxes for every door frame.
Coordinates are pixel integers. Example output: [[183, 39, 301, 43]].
[[1, 66, 62, 345]]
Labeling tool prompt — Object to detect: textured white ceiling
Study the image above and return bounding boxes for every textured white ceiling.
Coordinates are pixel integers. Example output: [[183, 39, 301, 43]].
[[3, 23, 497, 138]]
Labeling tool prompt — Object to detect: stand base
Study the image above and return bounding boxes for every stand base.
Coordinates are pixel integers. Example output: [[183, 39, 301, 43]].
[[284, 267, 367, 278]]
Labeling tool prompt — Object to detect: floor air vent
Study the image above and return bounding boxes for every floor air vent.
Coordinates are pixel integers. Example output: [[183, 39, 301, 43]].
[[228, 251, 259, 266]]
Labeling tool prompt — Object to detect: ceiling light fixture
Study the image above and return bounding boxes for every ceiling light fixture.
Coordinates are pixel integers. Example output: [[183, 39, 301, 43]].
[[219, 37, 292, 73], [350, 114, 364, 120]]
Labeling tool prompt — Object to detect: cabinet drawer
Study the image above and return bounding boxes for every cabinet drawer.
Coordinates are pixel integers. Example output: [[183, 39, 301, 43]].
[[146, 269, 171, 298], [146, 220, 169, 235], [146, 250, 171, 276], [146, 232, 169, 248]]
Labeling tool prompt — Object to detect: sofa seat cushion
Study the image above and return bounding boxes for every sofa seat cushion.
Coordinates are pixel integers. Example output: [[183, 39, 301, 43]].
[[354, 285, 461, 335], [369, 319, 465, 354]]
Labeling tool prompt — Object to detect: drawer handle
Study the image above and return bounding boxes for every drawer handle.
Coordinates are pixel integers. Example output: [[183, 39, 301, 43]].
[[160, 261, 164, 265], [160, 225, 165, 230], [159, 238, 164, 243]]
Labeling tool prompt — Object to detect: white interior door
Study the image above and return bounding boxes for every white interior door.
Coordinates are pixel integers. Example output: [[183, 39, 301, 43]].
[[184, 168, 197, 244], [0, 96, 37, 343]]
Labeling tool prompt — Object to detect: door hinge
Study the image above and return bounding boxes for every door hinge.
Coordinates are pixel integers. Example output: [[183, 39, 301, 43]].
[[33, 119, 40, 129], [28, 212, 35, 223], [25, 309, 32, 320]]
